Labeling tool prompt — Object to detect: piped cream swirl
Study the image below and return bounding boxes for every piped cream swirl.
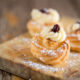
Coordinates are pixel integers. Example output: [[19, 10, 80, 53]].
[[41, 25, 66, 42], [66, 21, 80, 33], [72, 23, 80, 31], [31, 8, 60, 24]]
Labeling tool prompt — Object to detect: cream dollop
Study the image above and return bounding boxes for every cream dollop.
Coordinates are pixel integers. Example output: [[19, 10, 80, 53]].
[[31, 8, 60, 24], [72, 23, 80, 31], [41, 25, 66, 42]]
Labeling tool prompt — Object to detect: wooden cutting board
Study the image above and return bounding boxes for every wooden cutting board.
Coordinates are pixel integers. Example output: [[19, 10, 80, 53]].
[[0, 32, 80, 80], [0, 16, 79, 80], [0, 71, 24, 80]]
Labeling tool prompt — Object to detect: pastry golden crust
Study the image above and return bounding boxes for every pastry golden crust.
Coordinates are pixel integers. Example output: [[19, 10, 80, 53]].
[[27, 20, 43, 36], [66, 21, 80, 52], [67, 29, 80, 52], [31, 34, 70, 66]]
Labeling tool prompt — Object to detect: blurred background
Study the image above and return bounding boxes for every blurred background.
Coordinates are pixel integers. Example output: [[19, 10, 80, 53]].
[[0, 0, 80, 43]]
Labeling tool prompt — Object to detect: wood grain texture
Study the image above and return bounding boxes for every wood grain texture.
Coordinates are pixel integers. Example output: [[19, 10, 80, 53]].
[[0, 70, 24, 80], [0, 71, 2, 80], [12, 76, 24, 80], [2, 72, 11, 80]]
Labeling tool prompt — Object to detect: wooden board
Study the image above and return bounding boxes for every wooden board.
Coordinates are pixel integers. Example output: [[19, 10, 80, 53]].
[[0, 70, 24, 80], [0, 32, 80, 80]]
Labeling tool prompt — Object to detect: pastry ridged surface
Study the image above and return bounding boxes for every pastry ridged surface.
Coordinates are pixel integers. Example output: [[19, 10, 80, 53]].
[[27, 20, 43, 36], [31, 34, 70, 66], [67, 29, 80, 52]]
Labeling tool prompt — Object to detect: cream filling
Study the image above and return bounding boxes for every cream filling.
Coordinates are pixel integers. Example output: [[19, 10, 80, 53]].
[[41, 26, 66, 42], [31, 9, 60, 24]]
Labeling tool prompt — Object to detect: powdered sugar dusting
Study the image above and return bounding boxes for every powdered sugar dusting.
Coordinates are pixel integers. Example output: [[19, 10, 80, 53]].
[[23, 61, 60, 72], [41, 49, 56, 56], [32, 40, 42, 48]]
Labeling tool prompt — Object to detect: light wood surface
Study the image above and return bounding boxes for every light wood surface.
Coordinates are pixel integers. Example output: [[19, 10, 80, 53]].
[[0, 32, 80, 80]]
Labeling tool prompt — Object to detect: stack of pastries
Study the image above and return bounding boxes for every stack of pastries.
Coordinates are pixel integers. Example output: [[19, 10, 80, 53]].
[[27, 8, 80, 67]]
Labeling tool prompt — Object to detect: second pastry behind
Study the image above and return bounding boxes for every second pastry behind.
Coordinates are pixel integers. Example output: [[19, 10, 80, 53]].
[[27, 8, 60, 36]]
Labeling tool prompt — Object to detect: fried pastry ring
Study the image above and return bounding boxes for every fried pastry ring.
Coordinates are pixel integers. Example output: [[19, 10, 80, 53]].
[[67, 21, 80, 52], [67, 29, 80, 52], [27, 20, 43, 36], [31, 34, 70, 66]]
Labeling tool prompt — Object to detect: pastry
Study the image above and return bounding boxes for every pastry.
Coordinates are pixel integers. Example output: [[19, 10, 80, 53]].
[[67, 21, 80, 52], [27, 8, 60, 36], [31, 24, 70, 66]]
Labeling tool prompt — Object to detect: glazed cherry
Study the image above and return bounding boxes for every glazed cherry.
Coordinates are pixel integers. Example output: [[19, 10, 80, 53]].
[[40, 8, 49, 14], [51, 24, 60, 33]]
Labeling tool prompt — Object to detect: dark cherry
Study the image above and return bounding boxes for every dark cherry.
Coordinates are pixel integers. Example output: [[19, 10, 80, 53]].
[[76, 20, 80, 24], [40, 8, 49, 14], [51, 24, 60, 33]]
